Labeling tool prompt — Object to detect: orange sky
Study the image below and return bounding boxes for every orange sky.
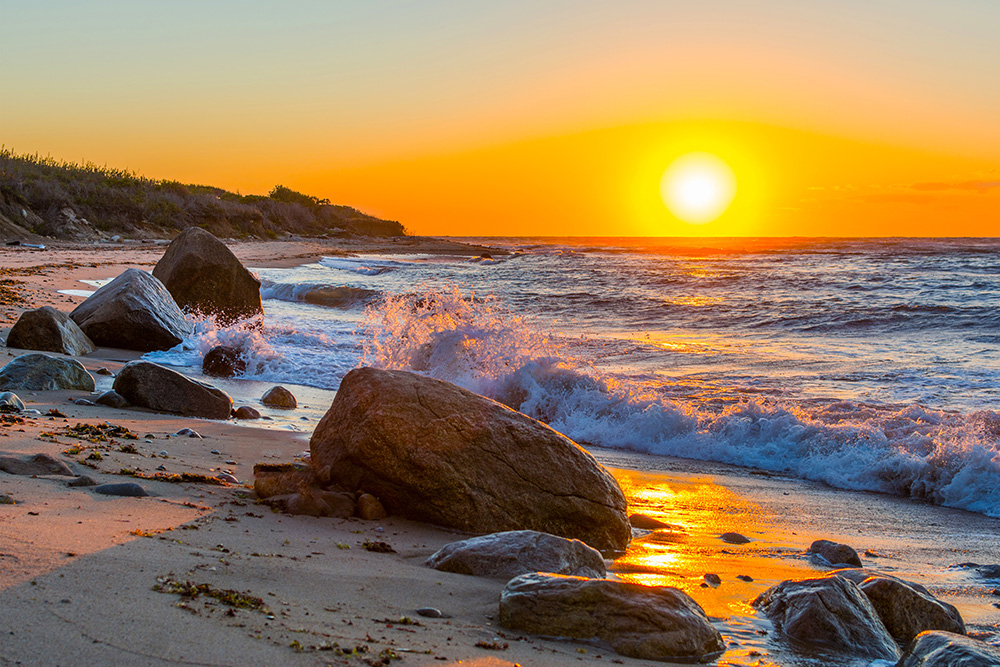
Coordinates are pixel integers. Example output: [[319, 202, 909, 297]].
[[2, 2, 998, 236]]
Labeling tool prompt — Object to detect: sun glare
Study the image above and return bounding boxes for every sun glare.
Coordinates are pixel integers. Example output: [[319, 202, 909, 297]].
[[660, 152, 737, 224]]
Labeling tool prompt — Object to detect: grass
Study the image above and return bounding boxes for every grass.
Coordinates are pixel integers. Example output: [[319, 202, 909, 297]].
[[0, 147, 405, 240]]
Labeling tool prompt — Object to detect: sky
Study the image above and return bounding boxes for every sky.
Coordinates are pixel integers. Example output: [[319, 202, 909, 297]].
[[2, 1, 998, 236]]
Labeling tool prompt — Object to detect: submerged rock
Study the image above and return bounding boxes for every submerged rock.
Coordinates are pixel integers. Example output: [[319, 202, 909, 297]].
[[113, 361, 232, 420], [808, 539, 863, 567], [0, 453, 74, 476], [6, 306, 96, 356], [310, 368, 631, 555], [426, 530, 606, 580], [202, 345, 247, 378], [499, 573, 724, 662], [0, 353, 95, 391], [261, 385, 296, 409], [70, 268, 192, 352], [897, 630, 1000, 667]]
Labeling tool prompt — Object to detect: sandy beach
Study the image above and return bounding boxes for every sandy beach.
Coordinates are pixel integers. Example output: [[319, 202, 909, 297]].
[[2, 238, 999, 667]]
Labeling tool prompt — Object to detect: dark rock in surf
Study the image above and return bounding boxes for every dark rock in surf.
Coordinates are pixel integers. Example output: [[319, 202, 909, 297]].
[[152, 227, 263, 325], [499, 573, 724, 662], [310, 367, 631, 555], [808, 539, 863, 567], [113, 360, 232, 420], [301, 285, 378, 308], [261, 385, 296, 409], [0, 354, 95, 391], [5, 306, 95, 356], [69, 268, 192, 352], [897, 630, 1000, 667], [425, 530, 606, 580], [202, 345, 246, 378]]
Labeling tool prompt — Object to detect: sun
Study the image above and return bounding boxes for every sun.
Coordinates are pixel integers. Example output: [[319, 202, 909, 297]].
[[660, 152, 737, 224]]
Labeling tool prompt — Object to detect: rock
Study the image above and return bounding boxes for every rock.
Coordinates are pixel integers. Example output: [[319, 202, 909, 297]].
[[0, 354, 95, 391], [356, 492, 387, 520], [277, 488, 355, 517], [93, 483, 148, 497], [0, 493, 13, 504], [721, 532, 751, 544], [859, 576, 965, 644], [95, 367, 114, 376], [737, 575, 754, 582], [252, 463, 314, 499], [216, 472, 239, 484], [202, 345, 247, 378], [704, 573, 721, 586], [233, 405, 261, 420], [629, 513, 672, 530], [152, 227, 263, 325], [301, 285, 379, 308], [977, 564, 1000, 579], [0, 453, 74, 476], [753, 575, 898, 661], [499, 573, 724, 662], [829, 568, 932, 594], [72, 398, 95, 406], [415, 607, 444, 619], [95, 390, 129, 408], [67, 475, 98, 487], [69, 268, 192, 352], [897, 630, 1000, 667], [261, 385, 296, 409], [426, 530, 607, 580], [176, 428, 203, 438], [310, 368, 630, 555], [0, 391, 25, 412], [5, 306, 96, 356], [113, 361, 232, 420], [808, 539, 863, 567]]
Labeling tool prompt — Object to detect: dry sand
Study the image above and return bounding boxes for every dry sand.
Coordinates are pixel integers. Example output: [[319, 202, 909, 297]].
[[2, 237, 999, 667]]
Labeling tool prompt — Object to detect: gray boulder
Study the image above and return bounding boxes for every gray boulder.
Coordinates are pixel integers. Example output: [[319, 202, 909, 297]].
[[0, 453, 74, 476], [499, 573, 724, 662], [70, 269, 192, 352], [426, 530, 606, 580], [0, 353, 95, 391], [113, 361, 232, 420], [261, 385, 296, 409], [753, 575, 898, 661], [310, 368, 630, 555], [897, 630, 1000, 667], [152, 227, 263, 325], [808, 539, 863, 567], [858, 576, 965, 644], [0, 391, 25, 412], [6, 306, 95, 356]]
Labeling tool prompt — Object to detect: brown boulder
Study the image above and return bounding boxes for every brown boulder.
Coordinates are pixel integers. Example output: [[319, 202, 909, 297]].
[[261, 385, 296, 409], [113, 361, 232, 420], [808, 539, 863, 567], [153, 227, 263, 325], [202, 345, 247, 377], [858, 577, 965, 644], [356, 493, 387, 520], [310, 368, 630, 555], [6, 307, 95, 356], [426, 530, 606, 580]]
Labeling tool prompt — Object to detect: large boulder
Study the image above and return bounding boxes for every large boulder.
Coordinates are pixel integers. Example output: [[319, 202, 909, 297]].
[[5, 306, 95, 356], [858, 576, 965, 644], [897, 631, 1000, 667], [499, 573, 724, 662], [69, 269, 192, 352], [0, 354, 95, 391], [310, 368, 630, 555], [425, 530, 606, 580], [113, 361, 232, 420], [753, 575, 899, 661], [152, 227, 263, 325]]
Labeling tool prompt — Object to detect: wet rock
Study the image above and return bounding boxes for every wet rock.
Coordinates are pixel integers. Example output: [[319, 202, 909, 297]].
[[808, 539, 863, 567], [977, 564, 1000, 579], [0, 391, 25, 412], [152, 227, 263, 325], [415, 607, 444, 619], [0, 353, 95, 391], [216, 472, 239, 484], [858, 576, 965, 644], [0, 453, 74, 476], [5, 306, 96, 356], [629, 513, 672, 530], [95, 390, 129, 408], [721, 532, 751, 545], [113, 361, 232, 420], [737, 575, 754, 582], [704, 573, 721, 586], [67, 475, 98, 487], [301, 285, 379, 309], [499, 573, 724, 662], [233, 405, 261, 420], [261, 385, 296, 409], [93, 483, 148, 497], [426, 530, 606, 580], [897, 630, 1000, 667], [753, 575, 898, 661], [273, 487, 355, 517], [203, 345, 247, 378], [69, 268, 192, 352], [311, 368, 630, 555], [356, 492, 387, 520]]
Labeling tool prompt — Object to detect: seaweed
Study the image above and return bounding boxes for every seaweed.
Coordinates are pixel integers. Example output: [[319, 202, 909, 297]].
[[152, 576, 269, 612], [117, 468, 227, 485], [64, 422, 138, 442]]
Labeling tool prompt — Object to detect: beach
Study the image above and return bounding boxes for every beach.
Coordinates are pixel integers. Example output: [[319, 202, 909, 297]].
[[2, 237, 999, 667]]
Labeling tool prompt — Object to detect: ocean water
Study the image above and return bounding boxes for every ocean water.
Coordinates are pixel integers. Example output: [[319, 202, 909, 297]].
[[144, 237, 1000, 519]]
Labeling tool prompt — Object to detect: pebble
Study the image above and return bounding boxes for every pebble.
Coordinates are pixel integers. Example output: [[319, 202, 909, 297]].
[[737, 574, 754, 582], [225, 460, 236, 465], [704, 573, 722, 586], [67, 475, 98, 487], [175, 428, 202, 439], [95, 368, 114, 376], [216, 473, 239, 484], [210, 449, 221, 455], [720, 532, 751, 544], [0, 494, 14, 505], [73, 398, 96, 406], [159, 450, 168, 457], [93, 483, 148, 497], [156, 465, 167, 471], [145, 434, 156, 439], [22, 409, 41, 415], [416, 607, 445, 618]]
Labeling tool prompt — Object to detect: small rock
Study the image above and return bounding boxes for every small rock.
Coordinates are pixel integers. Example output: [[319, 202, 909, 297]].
[[95, 367, 114, 376], [0, 494, 14, 504], [233, 405, 261, 420], [95, 390, 129, 408], [737, 575, 754, 582], [0, 453, 74, 476], [808, 539, 862, 567], [704, 573, 721, 586], [210, 449, 220, 454], [156, 465, 167, 471], [216, 473, 239, 484], [159, 450, 168, 456], [415, 607, 445, 618], [73, 398, 96, 406], [67, 475, 98, 487], [261, 385, 297, 409], [0, 391, 26, 412], [93, 483, 148, 497], [356, 493, 388, 520], [628, 513, 672, 530], [176, 428, 202, 438], [720, 532, 751, 545], [225, 459, 236, 465]]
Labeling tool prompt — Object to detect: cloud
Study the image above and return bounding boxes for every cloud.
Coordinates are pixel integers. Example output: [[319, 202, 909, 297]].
[[912, 180, 1000, 193]]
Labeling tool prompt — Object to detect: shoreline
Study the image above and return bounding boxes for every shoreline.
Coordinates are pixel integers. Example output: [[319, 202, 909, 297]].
[[2, 237, 999, 666]]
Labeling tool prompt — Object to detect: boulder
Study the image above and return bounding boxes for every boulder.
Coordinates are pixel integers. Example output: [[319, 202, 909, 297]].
[[356, 493, 387, 520], [93, 483, 148, 497], [95, 390, 129, 408], [202, 345, 247, 378], [808, 539, 863, 567], [152, 227, 263, 325], [0, 354, 95, 391], [499, 573, 724, 662], [112, 361, 232, 420], [426, 530, 607, 580], [310, 368, 630, 555], [858, 577, 965, 644], [753, 575, 898, 661], [5, 306, 95, 356], [233, 405, 260, 420], [0, 453, 74, 476], [261, 385, 296, 409], [0, 391, 25, 412], [69, 269, 192, 352], [897, 630, 1000, 667]]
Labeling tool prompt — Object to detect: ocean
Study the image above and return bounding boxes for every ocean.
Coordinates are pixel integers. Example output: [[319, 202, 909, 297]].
[[141, 236, 1000, 521]]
